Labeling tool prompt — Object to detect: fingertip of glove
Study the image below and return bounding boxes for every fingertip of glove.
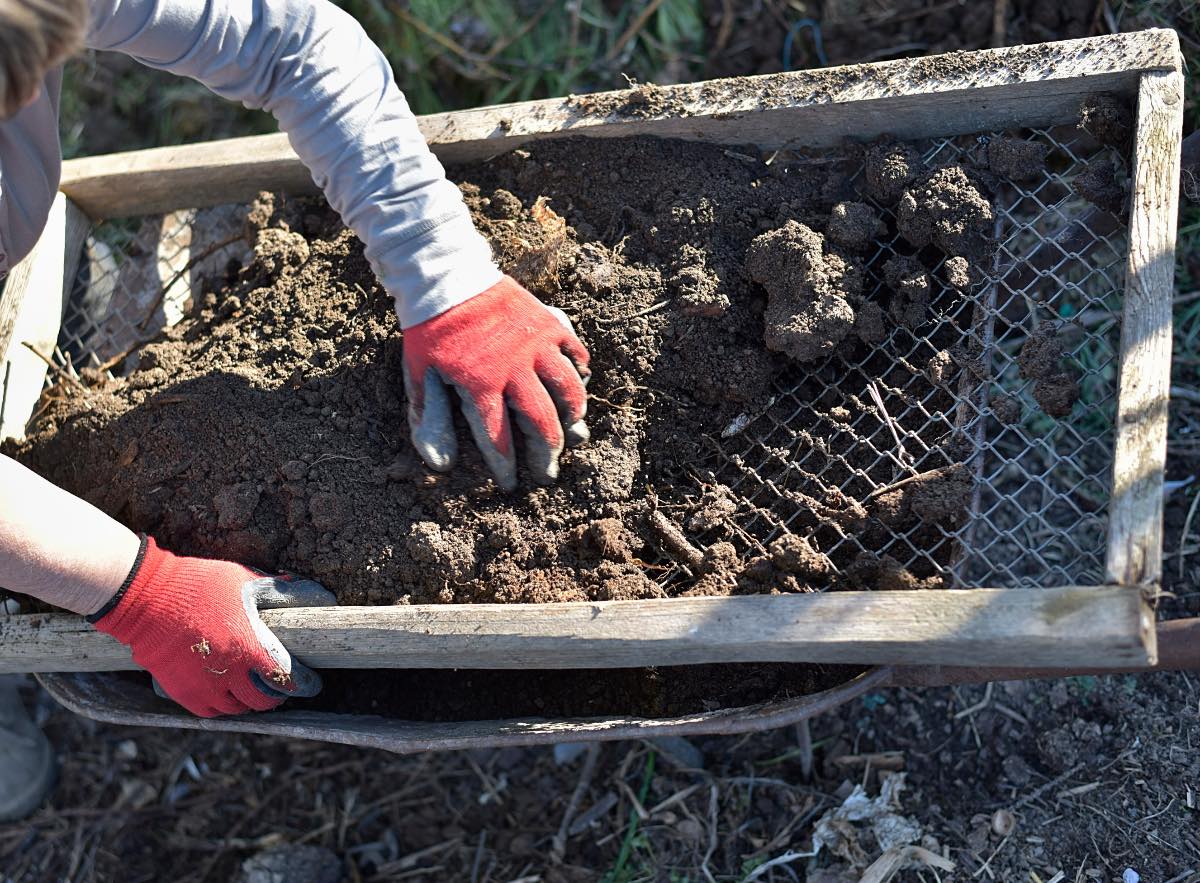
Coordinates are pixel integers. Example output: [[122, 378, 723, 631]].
[[565, 420, 590, 447]]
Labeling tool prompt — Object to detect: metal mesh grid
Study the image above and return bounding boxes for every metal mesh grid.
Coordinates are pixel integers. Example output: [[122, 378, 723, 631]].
[[684, 125, 1126, 590], [41, 124, 1126, 591]]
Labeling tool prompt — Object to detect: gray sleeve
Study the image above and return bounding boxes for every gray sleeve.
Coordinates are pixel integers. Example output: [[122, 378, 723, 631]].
[[0, 70, 64, 277], [85, 0, 501, 327]]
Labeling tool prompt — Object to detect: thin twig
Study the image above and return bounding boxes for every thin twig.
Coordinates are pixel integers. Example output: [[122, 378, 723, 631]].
[[1171, 386, 1200, 406], [991, 0, 1010, 47], [742, 850, 816, 882], [700, 784, 719, 883], [867, 380, 915, 472], [393, 8, 509, 80], [551, 742, 601, 863], [596, 300, 670, 324], [138, 231, 244, 330], [21, 342, 86, 392], [606, 0, 669, 62], [1178, 488, 1200, 579]]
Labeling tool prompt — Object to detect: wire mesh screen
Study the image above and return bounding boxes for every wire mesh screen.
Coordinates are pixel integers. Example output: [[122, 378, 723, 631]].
[[43, 124, 1125, 592]]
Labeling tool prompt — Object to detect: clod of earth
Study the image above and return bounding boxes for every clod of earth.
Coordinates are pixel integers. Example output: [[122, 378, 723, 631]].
[[670, 244, 729, 317], [870, 465, 974, 530], [826, 201, 885, 252], [985, 136, 1049, 183], [896, 166, 995, 261], [746, 220, 864, 362], [1017, 321, 1081, 418], [1079, 93, 1133, 152], [883, 255, 931, 329], [1074, 160, 1125, 213], [925, 350, 955, 386], [942, 255, 974, 291], [862, 140, 922, 205], [991, 392, 1022, 426]]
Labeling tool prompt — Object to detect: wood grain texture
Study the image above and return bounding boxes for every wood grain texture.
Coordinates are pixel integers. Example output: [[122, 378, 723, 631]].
[[0, 196, 91, 438], [59, 31, 1179, 219], [0, 586, 1153, 674], [1106, 69, 1185, 599]]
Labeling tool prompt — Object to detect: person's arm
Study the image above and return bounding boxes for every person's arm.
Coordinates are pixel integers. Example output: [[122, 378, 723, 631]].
[[0, 453, 139, 615], [84, 0, 590, 490], [0, 453, 332, 716]]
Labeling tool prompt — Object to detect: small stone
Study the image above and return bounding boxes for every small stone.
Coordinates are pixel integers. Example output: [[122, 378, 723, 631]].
[[991, 808, 1015, 837]]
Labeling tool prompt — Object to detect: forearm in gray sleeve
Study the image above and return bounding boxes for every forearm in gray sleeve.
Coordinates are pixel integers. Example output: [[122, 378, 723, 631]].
[[85, 0, 501, 326]]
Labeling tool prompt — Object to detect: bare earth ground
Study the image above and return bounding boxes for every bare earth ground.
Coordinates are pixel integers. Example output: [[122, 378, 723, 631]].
[[4, 2, 1200, 882]]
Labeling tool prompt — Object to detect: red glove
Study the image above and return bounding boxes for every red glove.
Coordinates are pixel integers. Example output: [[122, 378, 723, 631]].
[[89, 536, 335, 718], [403, 275, 591, 491]]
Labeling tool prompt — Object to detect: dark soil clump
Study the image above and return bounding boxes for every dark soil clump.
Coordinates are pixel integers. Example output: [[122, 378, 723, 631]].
[[1079, 93, 1133, 152], [992, 392, 1022, 425], [882, 255, 931, 328], [942, 255, 974, 291], [825, 201, 884, 251], [746, 220, 862, 362], [897, 166, 995, 261], [1017, 321, 1080, 418], [985, 136, 1049, 183], [861, 140, 922, 205], [1074, 160, 1125, 212]]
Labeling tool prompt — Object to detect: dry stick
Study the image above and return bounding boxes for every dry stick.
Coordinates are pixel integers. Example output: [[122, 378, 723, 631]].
[[990, 0, 1010, 47], [20, 342, 85, 392], [606, 0, 669, 63], [951, 215, 1003, 588], [551, 742, 601, 864], [392, 8, 508, 80], [1171, 386, 1200, 406], [1178, 488, 1200, 579], [137, 231, 245, 330], [865, 466, 945, 500], [479, 0, 556, 62], [795, 720, 814, 781], [646, 509, 705, 572], [699, 784, 719, 883], [713, 0, 735, 53], [595, 299, 670, 324], [867, 380, 914, 472]]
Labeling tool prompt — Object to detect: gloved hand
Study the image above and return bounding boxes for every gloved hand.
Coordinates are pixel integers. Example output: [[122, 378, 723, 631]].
[[89, 536, 335, 718], [403, 275, 591, 491]]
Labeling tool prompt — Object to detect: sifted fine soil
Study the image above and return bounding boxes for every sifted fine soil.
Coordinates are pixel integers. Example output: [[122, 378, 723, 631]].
[[7, 132, 1041, 717]]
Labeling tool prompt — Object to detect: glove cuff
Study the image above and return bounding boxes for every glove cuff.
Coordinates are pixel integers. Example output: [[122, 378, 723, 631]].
[[87, 536, 172, 641]]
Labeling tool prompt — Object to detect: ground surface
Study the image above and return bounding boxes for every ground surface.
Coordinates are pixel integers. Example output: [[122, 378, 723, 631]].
[[3, 1, 1200, 881]]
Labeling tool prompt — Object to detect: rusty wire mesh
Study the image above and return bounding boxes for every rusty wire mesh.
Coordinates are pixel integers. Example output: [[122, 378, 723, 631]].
[[42, 124, 1126, 592]]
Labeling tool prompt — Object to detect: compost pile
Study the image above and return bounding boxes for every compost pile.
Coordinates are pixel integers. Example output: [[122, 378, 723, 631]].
[[9, 133, 1061, 611]]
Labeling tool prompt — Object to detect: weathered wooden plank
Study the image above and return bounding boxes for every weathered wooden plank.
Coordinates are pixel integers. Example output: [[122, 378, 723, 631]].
[[0, 586, 1153, 674], [1106, 69, 1184, 601], [59, 31, 1179, 219], [0, 196, 91, 439]]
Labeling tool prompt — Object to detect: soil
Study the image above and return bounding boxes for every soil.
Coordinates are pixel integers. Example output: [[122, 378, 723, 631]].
[[1017, 321, 1082, 418], [1079, 92, 1134, 152], [746, 220, 863, 362], [8, 128, 1082, 724], [986, 136, 1049, 182], [1074, 159, 1126, 213], [896, 166, 995, 263], [12, 134, 1008, 616]]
